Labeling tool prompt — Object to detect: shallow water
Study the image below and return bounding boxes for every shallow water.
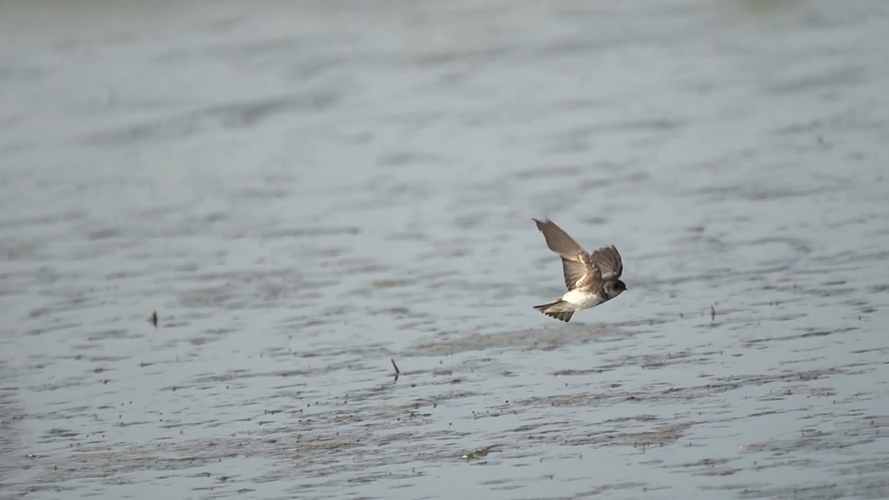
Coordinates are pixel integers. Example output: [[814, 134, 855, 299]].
[[2, 0, 889, 498]]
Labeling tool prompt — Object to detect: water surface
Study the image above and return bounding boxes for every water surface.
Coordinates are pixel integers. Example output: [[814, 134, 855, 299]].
[[2, 1, 889, 498]]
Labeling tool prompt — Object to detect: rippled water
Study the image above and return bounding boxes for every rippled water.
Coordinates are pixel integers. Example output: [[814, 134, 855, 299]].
[[2, 1, 889, 498]]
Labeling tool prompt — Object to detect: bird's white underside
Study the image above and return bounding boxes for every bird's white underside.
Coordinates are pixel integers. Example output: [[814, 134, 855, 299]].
[[561, 289, 605, 309]]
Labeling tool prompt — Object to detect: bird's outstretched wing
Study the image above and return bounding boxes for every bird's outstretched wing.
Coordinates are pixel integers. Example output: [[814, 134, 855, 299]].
[[533, 219, 584, 259], [563, 253, 601, 290], [534, 219, 601, 290], [589, 245, 623, 280]]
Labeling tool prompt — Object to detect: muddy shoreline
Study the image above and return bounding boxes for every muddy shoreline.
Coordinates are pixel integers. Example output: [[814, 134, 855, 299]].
[[3, 0, 889, 498]]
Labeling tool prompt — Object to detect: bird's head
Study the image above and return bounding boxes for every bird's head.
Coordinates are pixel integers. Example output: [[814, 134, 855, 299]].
[[605, 279, 627, 299]]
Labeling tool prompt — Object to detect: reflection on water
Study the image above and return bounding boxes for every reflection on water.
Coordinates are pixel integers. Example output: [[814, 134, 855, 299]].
[[2, 0, 889, 498]]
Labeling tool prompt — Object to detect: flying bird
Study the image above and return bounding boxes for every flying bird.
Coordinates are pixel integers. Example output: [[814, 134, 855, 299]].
[[532, 218, 626, 322]]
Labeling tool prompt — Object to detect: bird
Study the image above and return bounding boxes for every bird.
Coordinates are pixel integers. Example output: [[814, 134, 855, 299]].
[[532, 218, 626, 322]]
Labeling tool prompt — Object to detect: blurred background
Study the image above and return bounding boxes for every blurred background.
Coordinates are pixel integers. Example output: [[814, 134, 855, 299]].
[[2, 0, 888, 498]]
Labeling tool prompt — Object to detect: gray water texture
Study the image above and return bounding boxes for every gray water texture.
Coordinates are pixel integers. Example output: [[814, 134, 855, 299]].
[[2, 0, 889, 498]]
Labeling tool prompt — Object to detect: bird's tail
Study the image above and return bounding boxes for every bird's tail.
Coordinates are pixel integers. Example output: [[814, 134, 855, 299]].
[[533, 300, 575, 322]]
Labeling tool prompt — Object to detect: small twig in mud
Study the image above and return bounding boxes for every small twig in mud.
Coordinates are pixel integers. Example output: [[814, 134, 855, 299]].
[[149, 310, 158, 328], [462, 444, 499, 460], [390, 358, 401, 381], [710, 304, 716, 322]]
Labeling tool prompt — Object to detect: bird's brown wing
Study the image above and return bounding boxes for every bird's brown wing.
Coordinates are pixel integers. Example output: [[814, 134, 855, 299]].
[[533, 219, 585, 259], [564, 253, 601, 290], [589, 245, 623, 280], [534, 219, 602, 290]]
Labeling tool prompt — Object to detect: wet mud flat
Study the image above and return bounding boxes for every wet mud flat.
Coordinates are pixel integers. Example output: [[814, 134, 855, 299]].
[[2, 0, 889, 499], [4, 317, 889, 499]]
